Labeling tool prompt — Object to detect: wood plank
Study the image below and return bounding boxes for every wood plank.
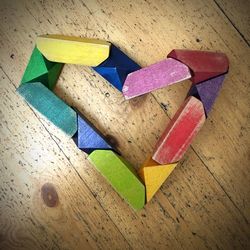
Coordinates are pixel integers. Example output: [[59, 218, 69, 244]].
[[215, 0, 250, 44], [0, 0, 249, 249]]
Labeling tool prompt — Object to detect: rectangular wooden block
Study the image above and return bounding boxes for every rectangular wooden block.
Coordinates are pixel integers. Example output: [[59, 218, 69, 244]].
[[88, 150, 145, 210], [36, 35, 111, 66], [153, 96, 206, 164], [17, 82, 77, 137], [122, 58, 191, 99]]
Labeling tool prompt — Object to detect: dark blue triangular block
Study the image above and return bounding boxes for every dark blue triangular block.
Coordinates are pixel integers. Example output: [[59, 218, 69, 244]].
[[93, 44, 141, 92], [74, 113, 113, 154]]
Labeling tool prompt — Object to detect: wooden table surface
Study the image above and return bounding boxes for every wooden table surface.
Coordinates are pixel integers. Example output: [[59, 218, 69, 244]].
[[0, 0, 249, 249]]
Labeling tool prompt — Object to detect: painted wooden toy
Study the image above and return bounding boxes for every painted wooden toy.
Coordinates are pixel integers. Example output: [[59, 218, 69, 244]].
[[36, 35, 111, 66], [93, 44, 141, 91], [122, 58, 191, 99], [152, 96, 206, 164], [138, 157, 177, 202], [73, 112, 114, 154], [21, 47, 63, 90], [167, 49, 229, 84], [17, 82, 77, 137], [17, 34, 229, 209], [188, 74, 226, 116], [88, 150, 145, 210]]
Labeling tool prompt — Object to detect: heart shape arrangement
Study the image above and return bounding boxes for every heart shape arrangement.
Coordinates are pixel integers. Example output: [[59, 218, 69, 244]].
[[17, 35, 229, 210]]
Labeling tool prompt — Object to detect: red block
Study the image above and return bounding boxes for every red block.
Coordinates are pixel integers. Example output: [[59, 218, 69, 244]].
[[152, 96, 206, 164], [167, 49, 229, 84]]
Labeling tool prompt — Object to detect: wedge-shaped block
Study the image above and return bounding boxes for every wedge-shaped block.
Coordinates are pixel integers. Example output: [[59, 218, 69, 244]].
[[188, 74, 226, 116], [153, 96, 205, 164], [36, 35, 111, 66], [72, 112, 113, 154], [21, 47, 63, 90], [93, 44, 141, 91], [122, 58, 191, 99], [139, 157, 177, 202], [167, 49, 229, 84], [88, 150, 145, 210], [17, 82, 77, 137]]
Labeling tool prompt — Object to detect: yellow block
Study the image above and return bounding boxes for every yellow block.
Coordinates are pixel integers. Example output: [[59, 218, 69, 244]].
[[36, 35, 111, 66], [138, 157, 177, 202]]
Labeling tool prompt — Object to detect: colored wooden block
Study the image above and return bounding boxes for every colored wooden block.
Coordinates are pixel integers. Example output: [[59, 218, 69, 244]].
[[122, 58, 191, 99], [88, 150, 145, 210], [17, 82, 77, 137], [21, 47, 63, 90], [36, 35, 111, 66], [138, 157, 177, 202], [93, 44, 141, 91], [72, 112, 113, 154], [153, 96, 206, 164], [167, 49, 229, 84], [188, 74, 226, 116]]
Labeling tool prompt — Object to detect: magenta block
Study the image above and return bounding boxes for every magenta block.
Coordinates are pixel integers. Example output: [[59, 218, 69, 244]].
[[122, 58, 191, 99]]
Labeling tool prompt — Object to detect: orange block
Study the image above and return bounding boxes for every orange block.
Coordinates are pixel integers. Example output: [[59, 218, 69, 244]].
[[138, 157, 177, 202]]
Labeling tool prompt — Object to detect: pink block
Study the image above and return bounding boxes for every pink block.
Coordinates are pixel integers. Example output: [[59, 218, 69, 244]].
[[122, 58, 191, 99], [152, 96, 206, 164]]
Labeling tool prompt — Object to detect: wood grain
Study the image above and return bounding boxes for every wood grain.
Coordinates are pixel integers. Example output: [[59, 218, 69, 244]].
[[215, 0, 250, 44], [0, 0, 249, 249]]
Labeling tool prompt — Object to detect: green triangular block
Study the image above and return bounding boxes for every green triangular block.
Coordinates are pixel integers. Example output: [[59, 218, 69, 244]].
[[21, 47, 63, 90], [88, 150, 145, 210]]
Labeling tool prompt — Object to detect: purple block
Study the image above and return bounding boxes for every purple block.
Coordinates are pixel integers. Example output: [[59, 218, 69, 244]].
[[122, 58, 191, 99], [188, 74, 226, 116]]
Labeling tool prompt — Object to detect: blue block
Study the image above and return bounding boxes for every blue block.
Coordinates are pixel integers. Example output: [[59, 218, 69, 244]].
[[93, 44, 141, 91], [73, 112, 113, 154]]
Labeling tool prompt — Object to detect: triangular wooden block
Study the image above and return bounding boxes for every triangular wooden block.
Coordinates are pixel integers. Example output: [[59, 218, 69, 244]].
[[188, 74, 226, 116], [88, 150, 145, 210], [36, 35, 110, 66], [139, 157, 177, 202], [167, 49, 229, 84], [73, 112, 113, 154], [122, 58, 191, 99], [93, 44, 140, 91], [21, 47, 63, 90]]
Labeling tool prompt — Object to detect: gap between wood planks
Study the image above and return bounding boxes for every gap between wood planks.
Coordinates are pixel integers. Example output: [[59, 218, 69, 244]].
[[213, 0, 250, 47]]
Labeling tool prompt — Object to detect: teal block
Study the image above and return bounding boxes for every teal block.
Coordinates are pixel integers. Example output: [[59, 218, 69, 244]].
[[21, 47, 63, 90], [88, 150, 145, 210], [17, 82, 77, 137]]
